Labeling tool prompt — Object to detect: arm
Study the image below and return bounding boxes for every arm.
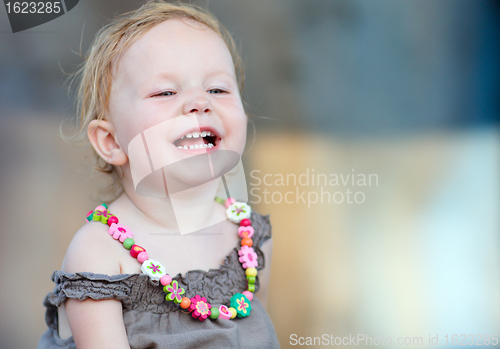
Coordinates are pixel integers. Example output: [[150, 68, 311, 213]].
[[254, 237, 273, 309], [65, 298, 130, 348], [61, 224, 131, 349]]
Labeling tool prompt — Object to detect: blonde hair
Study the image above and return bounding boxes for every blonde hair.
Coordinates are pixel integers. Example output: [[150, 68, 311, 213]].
[[63, 0, 246, 201]]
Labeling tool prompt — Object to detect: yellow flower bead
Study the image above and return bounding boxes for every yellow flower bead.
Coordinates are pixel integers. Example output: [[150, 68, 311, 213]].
[[245, 268, 257, 277], [229, 307, 237, 319]]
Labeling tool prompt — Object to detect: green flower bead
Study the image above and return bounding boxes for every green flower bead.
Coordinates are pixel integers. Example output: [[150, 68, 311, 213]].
[[100, 214, 111, 224], [209, 308, 219, 320], [165, 293, 177, 302], [123, 238, 135, 250], [230, 293, 252, 318], [164, 280, 184, 303]]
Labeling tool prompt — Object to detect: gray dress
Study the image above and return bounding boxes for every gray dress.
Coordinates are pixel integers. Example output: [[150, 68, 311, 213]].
[[38, 211, 280, 349]]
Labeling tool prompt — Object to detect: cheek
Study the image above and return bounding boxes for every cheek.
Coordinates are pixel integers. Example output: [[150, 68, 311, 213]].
[[227, 101, 247, 133], [112, 105, 163, 156], [113, 118, 142, 156], [231, 115, 247, 134], [109, 99, 137, 154], [228, 116, 247, 153]]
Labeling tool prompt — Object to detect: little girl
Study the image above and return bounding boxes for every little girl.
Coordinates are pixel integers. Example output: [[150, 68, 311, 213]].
[[38, 1, 279, 348]]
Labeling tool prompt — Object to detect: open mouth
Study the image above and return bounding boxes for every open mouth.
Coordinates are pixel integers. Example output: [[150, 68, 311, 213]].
[[173, 130, 220, 150]]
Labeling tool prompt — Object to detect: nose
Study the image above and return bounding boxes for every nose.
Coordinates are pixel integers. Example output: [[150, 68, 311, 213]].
[[183, 93, 212, 115]]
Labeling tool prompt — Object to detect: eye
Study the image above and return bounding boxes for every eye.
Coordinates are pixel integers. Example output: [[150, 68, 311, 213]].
[[155, 91, 175, 97], [208, 88, 227, 94]]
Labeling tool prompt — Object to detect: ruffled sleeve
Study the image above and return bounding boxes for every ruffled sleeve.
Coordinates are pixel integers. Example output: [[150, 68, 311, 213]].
[[43, 271, 142, 331]]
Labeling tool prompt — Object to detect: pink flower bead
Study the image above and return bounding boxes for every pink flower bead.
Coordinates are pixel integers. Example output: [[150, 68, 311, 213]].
[[160, 275, 172, 286], [108, 223, 134, 242], [242, 291, 253, 301], [137, 252, 149, 263], [188, 295, 212, 321], [224, 198, 236, 208], [238, 226, 254, 239], [238, 245, 258, 269]]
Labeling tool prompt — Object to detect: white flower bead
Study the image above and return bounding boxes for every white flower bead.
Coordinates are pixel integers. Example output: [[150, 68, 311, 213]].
[[226, 202, 252, 224], [140, 259, 166, 281]]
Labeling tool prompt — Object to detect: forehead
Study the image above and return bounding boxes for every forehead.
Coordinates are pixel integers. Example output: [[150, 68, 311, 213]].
[[112, 18, 235, 88]]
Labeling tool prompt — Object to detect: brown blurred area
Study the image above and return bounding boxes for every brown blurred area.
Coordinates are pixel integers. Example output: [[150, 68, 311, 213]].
[[251, 130, 500, 346], [0, 115, 96, 348], [1, 1, 500, 348]]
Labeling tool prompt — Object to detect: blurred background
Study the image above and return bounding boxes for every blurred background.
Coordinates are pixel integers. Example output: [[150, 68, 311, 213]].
[[1, 0, 499, 348]]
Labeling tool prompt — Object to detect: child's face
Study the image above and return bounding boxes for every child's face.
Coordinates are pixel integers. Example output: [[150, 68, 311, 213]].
[[107, 18, 247, 164]]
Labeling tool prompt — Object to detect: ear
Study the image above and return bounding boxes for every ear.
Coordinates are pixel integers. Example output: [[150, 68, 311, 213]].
[[88, 119, 128, 166]]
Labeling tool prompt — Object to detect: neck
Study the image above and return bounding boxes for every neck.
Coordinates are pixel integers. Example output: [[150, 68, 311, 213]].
[[114, 171, 225, 235]]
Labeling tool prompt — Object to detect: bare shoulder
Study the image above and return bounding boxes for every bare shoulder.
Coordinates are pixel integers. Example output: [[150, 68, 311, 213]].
[[62, 221, 122, 275], [58, 222, 125, 342]]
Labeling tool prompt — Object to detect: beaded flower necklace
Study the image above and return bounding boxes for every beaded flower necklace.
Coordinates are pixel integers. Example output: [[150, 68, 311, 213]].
[[86, 196, 258, 321]]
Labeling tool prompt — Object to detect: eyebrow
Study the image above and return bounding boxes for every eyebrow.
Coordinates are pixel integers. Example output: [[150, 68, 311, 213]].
[[141, 72, 176, 85], [205, 69, 235, 79], [144, 69, 233, 83], [137, 72, 176, 96]]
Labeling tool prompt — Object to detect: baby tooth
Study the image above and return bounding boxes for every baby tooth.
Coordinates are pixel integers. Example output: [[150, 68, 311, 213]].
[[201, 131, 207, 137], [186, 133, 193, 138], [195, 144, 199, 149], [177, 146, 183, 149], [206, 131, 212, 136], [183, 145, 188, 149], [208, 143, 213, 148], [192, 132, 200, 138], [189, 145, 195, 149], [203, 144, 208, 148]]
